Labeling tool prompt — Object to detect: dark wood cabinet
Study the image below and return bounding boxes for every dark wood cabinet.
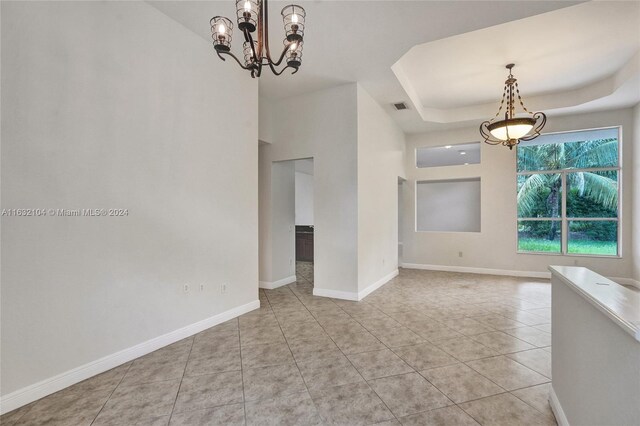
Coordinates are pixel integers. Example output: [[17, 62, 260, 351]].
[[295, 227, 314, 261]]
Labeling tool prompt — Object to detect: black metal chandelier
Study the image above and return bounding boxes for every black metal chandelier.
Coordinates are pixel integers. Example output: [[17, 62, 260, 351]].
[[480, 64, 546, 150], [210, 1, 306, 78]]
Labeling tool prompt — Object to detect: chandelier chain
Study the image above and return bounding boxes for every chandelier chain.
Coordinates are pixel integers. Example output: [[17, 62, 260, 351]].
[[514, 82, 533, 115]]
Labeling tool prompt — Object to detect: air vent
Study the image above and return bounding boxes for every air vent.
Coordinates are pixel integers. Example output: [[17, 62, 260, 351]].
[[393, 102, 408, 111]]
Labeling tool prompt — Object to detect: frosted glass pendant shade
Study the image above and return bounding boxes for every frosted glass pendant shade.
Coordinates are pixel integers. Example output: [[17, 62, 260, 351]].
[[487, 118, 536, 141]]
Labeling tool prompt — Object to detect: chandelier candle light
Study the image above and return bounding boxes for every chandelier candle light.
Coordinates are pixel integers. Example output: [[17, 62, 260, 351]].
[[210, 0, 306, 78], [480, 64, 546, 150]]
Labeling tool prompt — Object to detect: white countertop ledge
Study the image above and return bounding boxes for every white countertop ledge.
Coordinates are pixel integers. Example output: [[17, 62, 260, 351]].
[[549, 266, 640, 342]]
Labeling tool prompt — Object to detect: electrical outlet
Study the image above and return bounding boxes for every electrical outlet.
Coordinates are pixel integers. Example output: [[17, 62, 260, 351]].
[[220, 283, 227, 294], [289, 258, 293, 265], [183, 284, 189, 293], [574, 259, 579, 266], [458, 251, 463, 258], [382, 258, 386, 265], [199, 283, 204, 292]]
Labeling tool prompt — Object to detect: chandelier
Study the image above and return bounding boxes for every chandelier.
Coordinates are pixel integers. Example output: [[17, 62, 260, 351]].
[[480, 64, 546, 150], [210, 1, 306, 78]]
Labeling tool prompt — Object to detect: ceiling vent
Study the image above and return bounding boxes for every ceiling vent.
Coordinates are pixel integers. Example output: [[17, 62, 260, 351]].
[[393, 102, 408, 111]]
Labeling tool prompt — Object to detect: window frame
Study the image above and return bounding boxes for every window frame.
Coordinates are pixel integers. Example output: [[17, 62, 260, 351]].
[[515, 126, 622, 258]]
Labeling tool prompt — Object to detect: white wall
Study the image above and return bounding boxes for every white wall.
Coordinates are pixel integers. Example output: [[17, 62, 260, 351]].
[[416, 178, 481, 232], [261, 84, 359, 296], [633, 104, 640, 283], [271, 162, 296, 281], [402, 108, 635, 280], [1, 0, 258, 401], [357, 86, 405, 292], [295, 171, 314, 226]]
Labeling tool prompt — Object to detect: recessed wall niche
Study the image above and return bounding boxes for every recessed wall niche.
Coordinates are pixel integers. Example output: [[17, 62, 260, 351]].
[[416, 178, 481, 232]]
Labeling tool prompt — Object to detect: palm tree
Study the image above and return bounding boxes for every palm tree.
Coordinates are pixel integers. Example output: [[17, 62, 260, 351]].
[[517, 139, 618, 240]]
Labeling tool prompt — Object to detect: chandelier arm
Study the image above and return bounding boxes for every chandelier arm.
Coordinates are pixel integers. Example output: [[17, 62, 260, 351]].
[[270, 42, 293, 67], [267, 61, 295, 76], [245, 29, 258, 62], [479, 120, 502, 144], [216, 50, 255, 71], [519, 112, 547, 141]]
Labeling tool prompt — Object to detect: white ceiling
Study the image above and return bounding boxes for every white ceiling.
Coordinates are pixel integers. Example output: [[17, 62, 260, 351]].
[[149, 1, 639, 134], [393, 1, 640, 125]]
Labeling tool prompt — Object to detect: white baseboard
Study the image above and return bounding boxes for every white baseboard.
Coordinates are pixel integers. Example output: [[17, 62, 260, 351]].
[[401, 263, 551, 279], [611, 276, 640, 289], [313, 287, 359, 301], [0, 299, 260, 415], [358, 269, 399, 300], [313, 269, 399, 302], [259, 275, 297, 290], [549, 386, 569, 426]]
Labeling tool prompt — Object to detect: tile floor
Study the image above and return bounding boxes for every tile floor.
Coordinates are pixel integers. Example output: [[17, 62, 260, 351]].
[[1, 269, 557, 425]]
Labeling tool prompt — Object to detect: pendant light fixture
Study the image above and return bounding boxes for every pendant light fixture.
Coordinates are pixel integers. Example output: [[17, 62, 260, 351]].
[[480, 64, 546, 150], [210, 1, 306, 78]]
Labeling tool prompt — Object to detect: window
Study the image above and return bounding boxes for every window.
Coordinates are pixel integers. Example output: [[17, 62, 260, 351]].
[[516, 127, 620, 256], [416, 142, 480, 168], [416, 178, 481, 232]]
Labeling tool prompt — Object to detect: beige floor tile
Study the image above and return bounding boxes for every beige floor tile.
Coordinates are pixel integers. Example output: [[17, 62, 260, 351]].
[[505, 327, 552, 348], [511, 383, 556, 421], [420, 363, 504, 403], [240, 342, 294, 369], [287, 335, 343, 362], [0, 402, 36, 426], [332, 331, 387, 354], [169, 403, 245, 426], [507, 348, 552, 378], [399, 405, 480, 425], [14, 389, 111, 426], [192, 331, 240, 353], [173, 371, 244, 413], [245, 391, 323, 426], [391, 343, 458, 370], [433, 337, 498, 362], [120, 356, 188, 387], [356, 315, 403, 331], [297, 354, 364, 390], [440, 318, 495, 336], [184, 348, 241, 377], [242, 363, 306, 402], [471, 331, 536, 354], [371, 326, 426, 348], [347, 349, 414, 380], [466, 356, 549, 391], [459, 393, 555, 426], [310, 382, 394, 425], [368, 372, 452, 417], [94, 380, 181, 425], [58, 362, 132, 395], [240, 325, 285, 346], [472, 315, 526, 330]]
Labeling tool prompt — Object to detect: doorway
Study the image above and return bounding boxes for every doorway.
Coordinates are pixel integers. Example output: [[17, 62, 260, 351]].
[[294, 159, 314, 285]]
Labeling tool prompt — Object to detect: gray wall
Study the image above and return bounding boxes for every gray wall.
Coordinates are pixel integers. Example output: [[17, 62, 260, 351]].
[[416, 179, 481, 232], [1, 1, 258, 396]]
